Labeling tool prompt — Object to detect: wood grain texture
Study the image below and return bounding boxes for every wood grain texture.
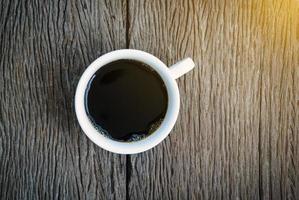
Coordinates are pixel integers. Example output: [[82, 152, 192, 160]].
[[258, 2, 299, 199], [127, 0, 299, 199], [0, 0, 298, 199], [0, 0, 127, 199]]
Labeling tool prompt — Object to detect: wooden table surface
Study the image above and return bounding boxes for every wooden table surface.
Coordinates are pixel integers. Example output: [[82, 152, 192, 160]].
[[1, 0, 299, 199]]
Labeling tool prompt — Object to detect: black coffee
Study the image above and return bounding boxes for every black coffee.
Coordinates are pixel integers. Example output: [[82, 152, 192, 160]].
[[85, 59, 168, 142]]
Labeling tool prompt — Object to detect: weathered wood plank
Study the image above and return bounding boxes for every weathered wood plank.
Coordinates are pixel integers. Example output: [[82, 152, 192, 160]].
[[127, 0, 299, 199], [259, 1, 299, 199], [0, 0, 127, 199], [1, 0, 298, 199]]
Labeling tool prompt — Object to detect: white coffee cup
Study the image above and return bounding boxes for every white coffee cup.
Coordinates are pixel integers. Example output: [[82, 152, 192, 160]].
[[75, 49, 195, 154]]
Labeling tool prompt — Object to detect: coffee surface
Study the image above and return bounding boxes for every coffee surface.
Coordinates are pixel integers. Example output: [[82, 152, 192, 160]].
[[85, 59, 168, 141]]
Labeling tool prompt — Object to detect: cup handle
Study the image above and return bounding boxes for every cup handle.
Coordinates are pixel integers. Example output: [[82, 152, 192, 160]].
[[169, 58, 195, 79]]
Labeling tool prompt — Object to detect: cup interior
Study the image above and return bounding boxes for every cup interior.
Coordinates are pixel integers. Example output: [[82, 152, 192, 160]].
[[75, 49, 180, 154]]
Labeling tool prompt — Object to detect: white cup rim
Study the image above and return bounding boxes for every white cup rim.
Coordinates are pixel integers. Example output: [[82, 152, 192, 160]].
[[75, 49, 180, 154]]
